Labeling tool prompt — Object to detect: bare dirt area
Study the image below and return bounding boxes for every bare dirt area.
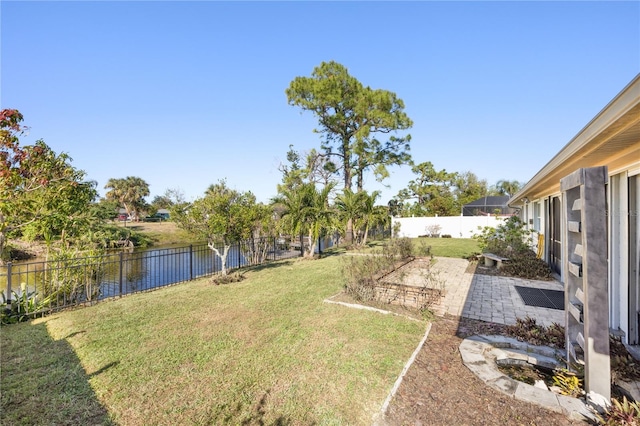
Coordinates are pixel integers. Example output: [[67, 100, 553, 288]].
[[381, 315, 585, 426]]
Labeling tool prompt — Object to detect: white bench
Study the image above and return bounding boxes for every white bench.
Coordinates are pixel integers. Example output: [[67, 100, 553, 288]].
[[482, 253, 509, 269]]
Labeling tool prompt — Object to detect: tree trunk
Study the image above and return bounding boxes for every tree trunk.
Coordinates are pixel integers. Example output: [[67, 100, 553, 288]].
[[0, 212, 5, 265], [345, 218, 354, 245], [209, 242, 230, 275], [341, 135, 354, 246], [306, 232, 316, 258], [0, 231, 5, 266], [361, 223, 370, 247]]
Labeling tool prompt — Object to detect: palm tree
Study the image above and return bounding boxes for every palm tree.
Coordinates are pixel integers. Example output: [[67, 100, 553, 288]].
[[104, 176, 150, 221], [494, 179, 522, 198], [357, 190, 388, 247], [335, 189, 362, 246], [273, 182, 335, 258]]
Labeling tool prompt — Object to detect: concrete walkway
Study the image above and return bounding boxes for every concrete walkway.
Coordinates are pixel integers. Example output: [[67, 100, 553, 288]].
[[431, 256, 565, 327]]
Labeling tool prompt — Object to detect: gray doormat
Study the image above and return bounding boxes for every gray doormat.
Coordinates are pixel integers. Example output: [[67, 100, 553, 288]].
[[514, 286, 564, 310]]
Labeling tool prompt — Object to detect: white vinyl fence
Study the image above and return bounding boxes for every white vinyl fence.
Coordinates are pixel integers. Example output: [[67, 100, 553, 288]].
[[391, 215, 506, 239]]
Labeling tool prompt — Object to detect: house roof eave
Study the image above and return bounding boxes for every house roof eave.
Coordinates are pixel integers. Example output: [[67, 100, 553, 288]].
[[509, 73, 640, 208]]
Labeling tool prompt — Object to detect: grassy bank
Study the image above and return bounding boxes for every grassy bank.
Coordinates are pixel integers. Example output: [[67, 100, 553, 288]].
[[123, 221, 195, 246], [1, 255, 425, 425]]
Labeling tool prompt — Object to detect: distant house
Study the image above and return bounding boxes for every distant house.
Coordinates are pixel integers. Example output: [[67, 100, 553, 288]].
[[156, 209, 170, 220], [117, 208, 129, 221], [509, 74, 640, 345], [462, 196, 515, 216]]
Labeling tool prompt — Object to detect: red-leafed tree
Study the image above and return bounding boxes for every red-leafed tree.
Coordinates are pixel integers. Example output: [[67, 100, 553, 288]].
[[0, 109, 97, 261]]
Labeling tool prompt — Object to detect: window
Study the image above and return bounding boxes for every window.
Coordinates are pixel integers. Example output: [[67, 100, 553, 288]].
[[533, 202, 541, 232]]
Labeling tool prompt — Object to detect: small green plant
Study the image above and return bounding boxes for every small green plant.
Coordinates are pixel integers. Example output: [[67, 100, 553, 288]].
[[551, 369, 583, 397], [415, 240, 432, 257], [342, 249, 390, 302], [1, 284, 53, 325], [385, 237, 413, 259], [392, 221, 401, 239], [420, 307, 436, 322], [596, 396, 640, 425]]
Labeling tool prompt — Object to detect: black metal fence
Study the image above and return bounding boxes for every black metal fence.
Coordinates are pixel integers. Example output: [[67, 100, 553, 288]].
[[1, 237, 301, 319]]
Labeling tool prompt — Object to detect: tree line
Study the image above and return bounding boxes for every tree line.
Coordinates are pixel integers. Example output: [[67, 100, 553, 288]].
[[1, 60, 521, 270]]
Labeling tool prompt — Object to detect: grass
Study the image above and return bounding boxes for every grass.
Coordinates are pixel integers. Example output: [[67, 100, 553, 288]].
[[412, 237, 479, 258], [124, 221, 195, 246], [1, 255, 425, 425], [366, 237, 479, 259]]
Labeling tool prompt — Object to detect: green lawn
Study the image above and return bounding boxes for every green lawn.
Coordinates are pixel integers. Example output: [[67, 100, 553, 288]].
[[413, 237, 480, 258], [1, 256, 425, 425], [366, 237, 479, 259]]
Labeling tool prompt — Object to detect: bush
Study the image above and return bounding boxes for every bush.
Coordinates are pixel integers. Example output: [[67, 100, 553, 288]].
[[1, 284, 53, 325], [342, 254, 391, 302], [425, 224, 441, 238], [473, 216, 553, 280], [441, 234, 452, 238], [500, 250, 553, 280], [473, 216, 531, 257], [343, 238, 416, 302], [385, 237, 413, 259], [505, 316, 565, 349], [415, 240, 432, 257], [596, 396, 640, 425]]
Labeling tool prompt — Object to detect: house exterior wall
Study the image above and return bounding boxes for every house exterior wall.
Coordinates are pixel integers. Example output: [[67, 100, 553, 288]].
[[509, 75, 640, 344], [518, 169, 640, 343]]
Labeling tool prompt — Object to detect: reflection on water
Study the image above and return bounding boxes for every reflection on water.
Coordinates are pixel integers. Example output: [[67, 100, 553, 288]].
[[1, 241, 308, 304]]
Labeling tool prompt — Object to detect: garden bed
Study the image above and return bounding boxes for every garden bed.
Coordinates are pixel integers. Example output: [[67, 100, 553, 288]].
[[375, 257, 444, 310]]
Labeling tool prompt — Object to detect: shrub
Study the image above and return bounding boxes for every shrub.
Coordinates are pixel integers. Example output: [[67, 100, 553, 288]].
[[500, 250, 553, 280], [474, 217, 553, 280], [473, 216, 531, 256], [40, 248, 104, 304], [415, 240, 432, 258], [425, 224, 441, 238], [505, 317, 565, 349], [392, 222, 402, 238], [610, 338, 640, 383], [386, 237, 413, 259], [441, 234, 452, 238], [342, 250, 394, 302], [1, 284, 53, 325], [343, 238, 416, 302], [552, 369, 583, 398], [596, 396, 640, 425]]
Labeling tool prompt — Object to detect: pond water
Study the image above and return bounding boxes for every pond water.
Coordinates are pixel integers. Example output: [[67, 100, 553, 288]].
[[1, 237, 334, 302]]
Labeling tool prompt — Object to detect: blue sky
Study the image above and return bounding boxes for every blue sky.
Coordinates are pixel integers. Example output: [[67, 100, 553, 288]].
[[2, 1, 639, 204]]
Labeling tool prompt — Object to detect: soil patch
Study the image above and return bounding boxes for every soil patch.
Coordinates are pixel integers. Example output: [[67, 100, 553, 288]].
[[381, 315, 585, 425], [5, 240, 46, 260]]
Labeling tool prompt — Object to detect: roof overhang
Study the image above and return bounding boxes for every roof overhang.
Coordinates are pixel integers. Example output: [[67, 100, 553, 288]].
[[509, 74, 640, 207]]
